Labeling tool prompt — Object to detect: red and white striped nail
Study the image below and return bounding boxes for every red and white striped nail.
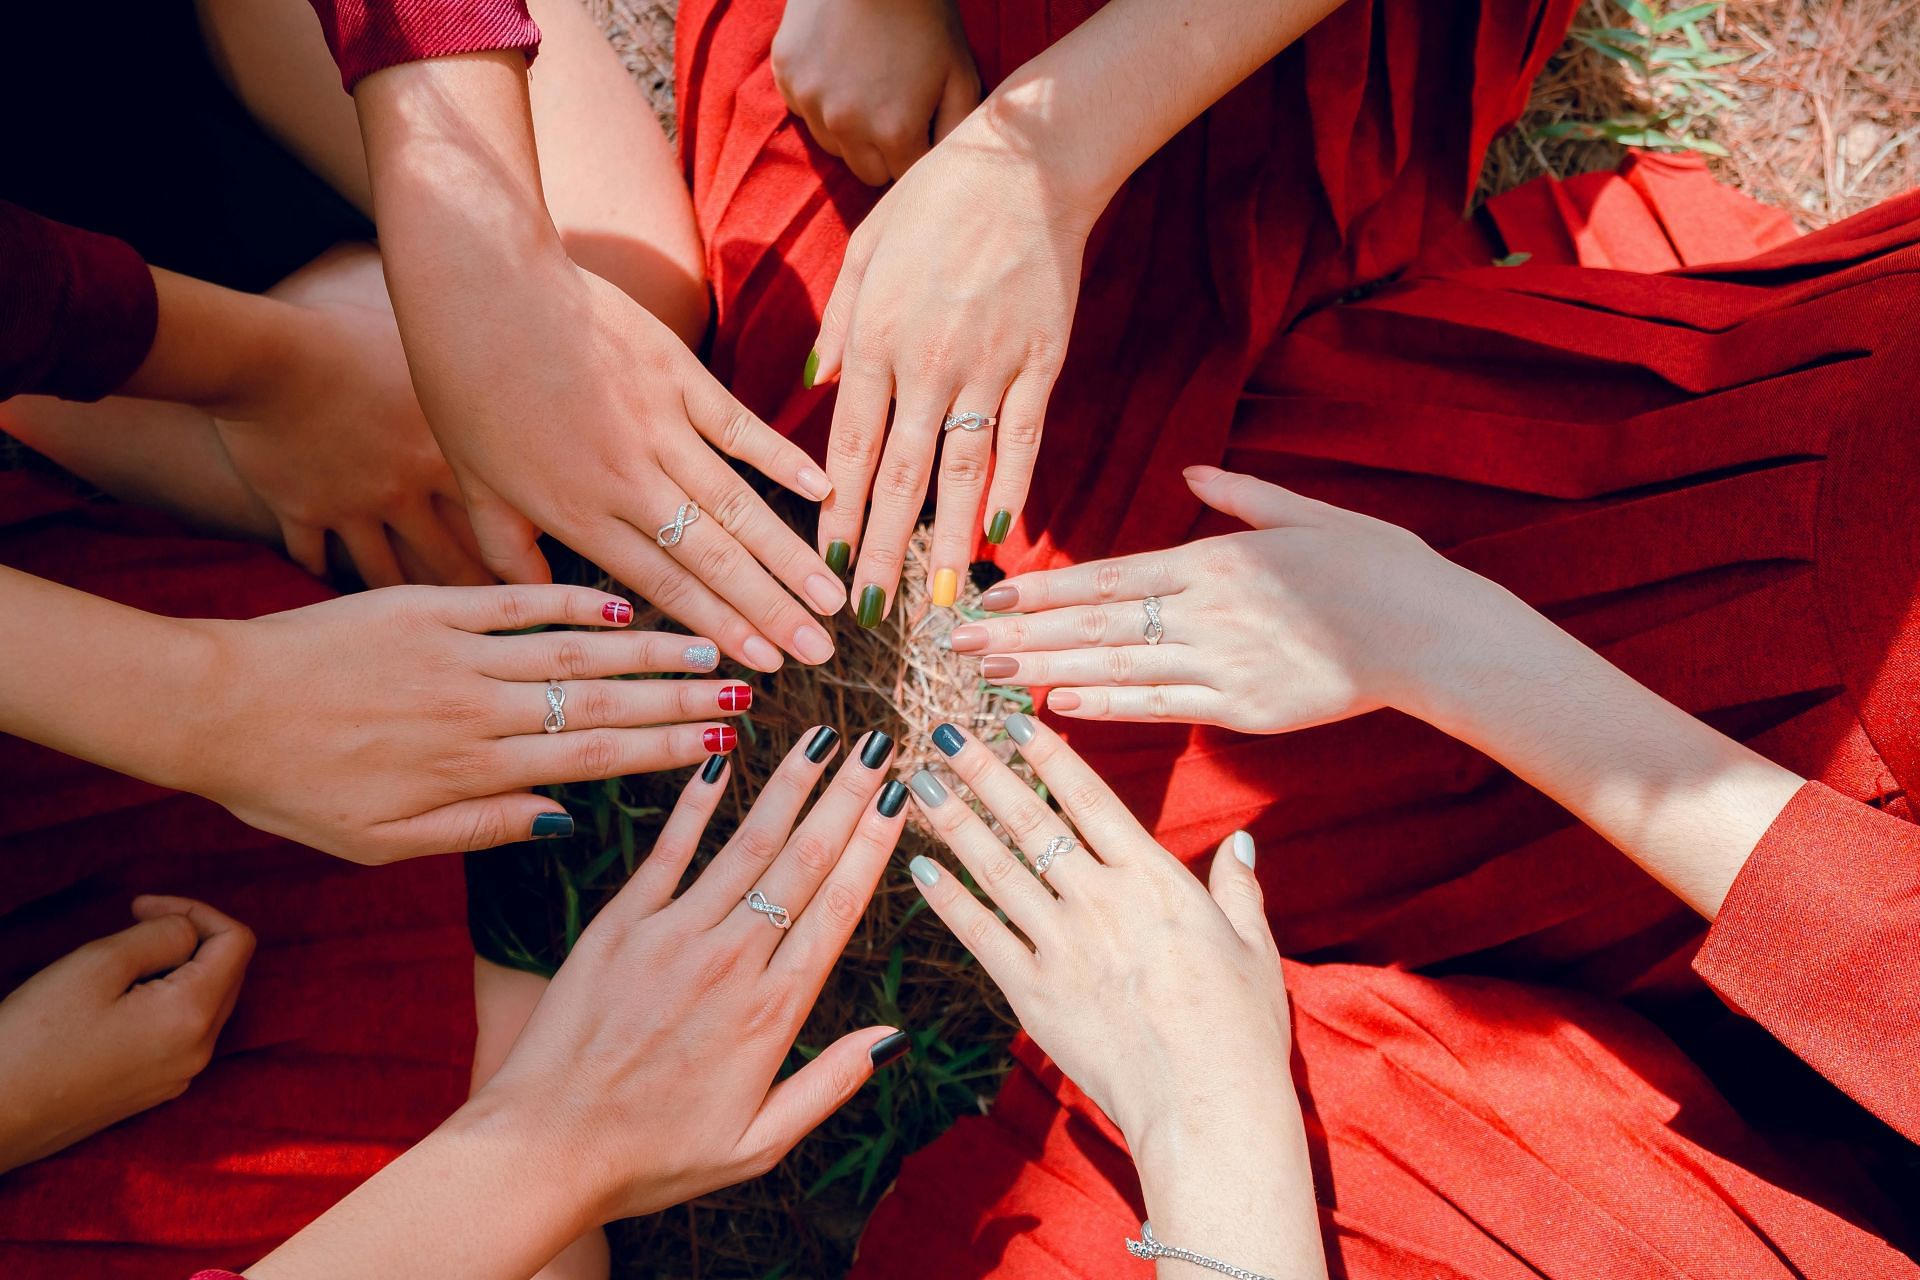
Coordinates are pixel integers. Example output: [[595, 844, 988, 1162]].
[[602, 600, 633, 625], [719, 685, 753, 713], [704, 725, 738, 753]]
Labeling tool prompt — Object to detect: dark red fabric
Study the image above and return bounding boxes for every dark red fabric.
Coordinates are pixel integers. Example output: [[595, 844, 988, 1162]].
[[304, 0, 540, 92], [0, 472, 474, 1277], [0, 201, 157, 402]]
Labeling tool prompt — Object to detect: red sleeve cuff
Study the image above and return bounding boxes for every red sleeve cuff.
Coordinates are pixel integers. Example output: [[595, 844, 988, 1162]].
[[306, 0, 541, 92], [1694, 779, 1920, 1141], [189, 1272, 244, 1279], [0, 201, 158, 402]]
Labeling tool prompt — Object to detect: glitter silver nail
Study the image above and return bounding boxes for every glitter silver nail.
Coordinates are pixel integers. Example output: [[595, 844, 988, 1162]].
[[684, 643, 719, 670]]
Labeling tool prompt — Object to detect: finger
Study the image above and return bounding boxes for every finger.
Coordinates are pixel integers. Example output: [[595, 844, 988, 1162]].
[[926, 383, 1005, 608], [87, 913, 201, 988], [997, 713, 1157, 864], [902, 850, 1037, 981], [473, 629, 723, 682], [816, 366, 894, 570], [873, 115, 931, 182], [681, 365, 834, 504], [644, 493, 835, 667], [903, 761, 1058, 939], [923, 723, 1097, 894], [599, 525, 788, 673], [739, 1026, 902, 1172], [130, 896, 255, 1023], [1045, 684, 1225, 725], [795, 100, 845, 159], [1206, 831, 1278, 958], [340, 520, 407, 589], [617, 757, 733, 919], [771, 762, 909, 979], [464, 480, 553, 585], [390, 498, 494, 587], [491, 677, 750, 737], [1184, 465, 1323, 531], [676, 446, 844, 618], [425, 583, 648, 635], [280, 518, 328, 579], [809, 229, 873, 385], [500, 721, 735, 790], [850, 390, 944, 624], [677, 732, 836, 924], [981, 366, 1060, 551], [931, 62, 981, 144], [985, 551, 1182, 614], [840, 139, 891, 187], [364, 793, 582, 861], [949, 600, 1168, 655], [978, 644, 1205, 690]]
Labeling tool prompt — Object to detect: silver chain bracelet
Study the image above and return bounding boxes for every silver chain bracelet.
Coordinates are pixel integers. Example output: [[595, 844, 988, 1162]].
[[1124, 1222, 1277, 1280]]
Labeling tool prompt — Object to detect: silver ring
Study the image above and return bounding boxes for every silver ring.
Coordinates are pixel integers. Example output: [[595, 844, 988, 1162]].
[[543, 679, 567, 733], [942, 411, 997, 433], [656, 501, 701, 548], [1033, 834, 1077, 876], [1143, 596, 1164, 646], [745, 889, 792, 930]]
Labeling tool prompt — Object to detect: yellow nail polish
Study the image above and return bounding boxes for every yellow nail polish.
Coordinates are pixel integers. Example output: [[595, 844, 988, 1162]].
[[930, 568, 958, 608]]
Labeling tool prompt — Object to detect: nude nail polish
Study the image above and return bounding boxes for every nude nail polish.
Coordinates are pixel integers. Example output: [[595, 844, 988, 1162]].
[[908, 769, 947, 806], [980, 584, 1018, 611], [931, 723, 965, 757], [704, 726, 738, 753], [868, 1030, 912, 1069], [719, 685, 753, 713], [931, 568, 958, 608], [981, 656, 1018, 680], [602, 600, 633, 625], [1004, 713, 1037, 746], [804, 573, 846, 614], [949, 624, 987, 653], [804, 725, 840, 763], [794, 625, 835, 666], [798, 465, 834, 501], [1048, 691, 1082, 712], [700, 754, 727, 784], [743, 636, 783, 671], [908, 855, 940, 886], [876, 779, 908, 817]]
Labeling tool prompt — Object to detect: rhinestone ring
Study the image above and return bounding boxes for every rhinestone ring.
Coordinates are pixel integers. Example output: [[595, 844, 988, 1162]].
[[1033, 834, 1078, 877], [656, 501, 701, 548], [1142, 596, 1165, 646], [942, 411, 998, 433], [745, 889, 792, 930], [543, 679, 567, 733]]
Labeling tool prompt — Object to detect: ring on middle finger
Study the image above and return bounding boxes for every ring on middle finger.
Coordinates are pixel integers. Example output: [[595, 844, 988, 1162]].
[[942, 411, 997, 433], [543, 679, 568, 733]]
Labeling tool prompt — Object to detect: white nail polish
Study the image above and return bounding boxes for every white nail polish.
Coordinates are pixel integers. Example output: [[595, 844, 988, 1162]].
[[1230, 830, 1255, 869]]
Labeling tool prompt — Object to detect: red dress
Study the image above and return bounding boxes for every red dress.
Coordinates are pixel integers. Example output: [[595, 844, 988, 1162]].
[[677, 0, 1920, 1271]]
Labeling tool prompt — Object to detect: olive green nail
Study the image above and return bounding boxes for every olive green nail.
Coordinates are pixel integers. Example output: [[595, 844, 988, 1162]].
[[856, 584, 885, 628], [803, 348, 820, 389], [825, 540, 851, 576], [986, 509, 1013, 545]]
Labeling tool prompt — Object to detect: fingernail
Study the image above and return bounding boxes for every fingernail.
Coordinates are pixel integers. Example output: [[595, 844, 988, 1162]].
[[860, 729, 895, 769], [700, 754, 728, 784], [1049, 690, 1082, 712], [985, 509, 1013, 545], [798, 465, 833, 501], [908, 855, 940, 886], [803, 348, 820, 389], [804, 573, 846, 615], [930, 568, 958, 608], [824, 540, 852, 576], [856, 584, 886, 629], [1230, 829, 1256, 868], [704, 725, 738, 753], [719, 684, 753, 713], [531, 812, 574, 839], [981, 655, 1018, 680], [869, 1029, 912, 1069], [793, 625, 835, 666], [980, 584, 1018, 611], [804, 725, 840, 763], [602, 600, 633, 625], [931, 723, 965, 757], [949, 624, 987, 652], [1004, 713, 1036, 746], [876, 779, 908, 817], [684, 643, 719, 670], [743, 635, 783, 671], [908, 769, 947, 806]]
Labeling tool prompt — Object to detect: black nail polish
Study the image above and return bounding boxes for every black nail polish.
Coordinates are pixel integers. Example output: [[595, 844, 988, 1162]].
[[860, 729, 895, 769], [868, 1029, 912, 1069], [531, 812, 574, 840], [700, 754, 728, 784], [804, 725, 840, 763], [931, 723, 965, 757], [876, 779, 908, 818]]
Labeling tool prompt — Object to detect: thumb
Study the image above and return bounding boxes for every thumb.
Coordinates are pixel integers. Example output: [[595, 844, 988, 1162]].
[[809, 232, 878, 387], [1207, 831, 1278, 958], [464, 479, 552, 585], [1184, 466, 1319, 531], [130, 896, 255, 1027], [741, 1026, 908, 1163], [365, 794, 578, 863], [932, 61, 981, 145], [90, 913, 203, 989]]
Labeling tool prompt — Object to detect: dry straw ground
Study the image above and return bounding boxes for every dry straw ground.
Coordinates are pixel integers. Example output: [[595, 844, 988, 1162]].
[[481, 3, 1919, 1278]]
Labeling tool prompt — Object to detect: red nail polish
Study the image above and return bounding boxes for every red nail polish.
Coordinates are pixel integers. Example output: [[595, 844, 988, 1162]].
[[704, 725, 738, 753], [602, 600, 633, 625], [719, 685, 753, 712]]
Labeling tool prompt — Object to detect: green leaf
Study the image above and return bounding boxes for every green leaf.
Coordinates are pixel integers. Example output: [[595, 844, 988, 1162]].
[[1493, 251, 1533, 267], [1619, 0, 1657, 26], [1652, 2, 1721, 33]]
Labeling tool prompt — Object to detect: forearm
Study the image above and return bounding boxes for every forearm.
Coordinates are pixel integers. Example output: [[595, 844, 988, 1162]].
[[117, 269, 307, 415]]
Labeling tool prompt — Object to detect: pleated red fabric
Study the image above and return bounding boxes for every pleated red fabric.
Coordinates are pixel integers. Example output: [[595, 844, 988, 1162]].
[[0, 473, 474, 1278]]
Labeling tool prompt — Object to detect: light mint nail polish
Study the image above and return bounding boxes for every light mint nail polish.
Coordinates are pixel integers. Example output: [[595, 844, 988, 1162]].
[[1230, 830, 1256, 868], [909, 855, 940, 886], [908, 769, 947, 806], [1005, 712, 1036, 746]]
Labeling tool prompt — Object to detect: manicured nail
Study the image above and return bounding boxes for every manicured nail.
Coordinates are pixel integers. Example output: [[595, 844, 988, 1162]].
[[876, 779, 908, 817], [949, 624, 987, 653], [700, 754, 728, 784], [531, 812, 574, 839], [981, 656, 1018, 680], [930, 568, 958, 608], [985, 509, 1012, 545], [719, 684, 753, 713], [825, 540, 852, 576], [803, 348, 820, 389], [868, 1029, 912, 1069], [860, 729, 895, 769], [684, 643, 719, 670], [602, 600, 633, 625], [794, 625, 835, 666], [804, 725, 840, 763], [804, 573, 845, 615], [908, 769, 947, 806], [743, 635, 783, 671], [856, 584, 886, 629], [931, 723, 965, 757], [798, 465, 833, 502], [1004, 713, 1036, 745], [1230, 829, 1256, 868], [704, 725, 738, 753], [980, 584, 1018, 611], [1048, 691, 1082, 712], [908, 855, 940, 886]]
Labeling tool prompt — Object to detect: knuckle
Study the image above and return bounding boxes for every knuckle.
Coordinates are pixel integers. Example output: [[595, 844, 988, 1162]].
[[940, 448, 988, 488], [1076, 608, 1108, 646], [709, 485, 759, 536], [691, 941, 743, 993], [1103, 647, 1134, 683], [714, 409, 754, 456], [1061, 782, 1107, 816], [641, 569, 694, 614], [553, 638, 595, 681], [876, 459, 925, 504], [998, 417, 1042, 450], [1003, 801, 1052, 843], [1146, 686, 1176, 719], [961, 911, 1002, 956], [493, 587, 533, 633], [977, 849, 1018, 888], [848, 327, 894, 370], [455, 805, 512, 851], [576, 684, 620, 729], [571, 731, 623, 779], [430, 746, 493, 789], [732, 825, 781, 870], [1093, 562, 1125, 601], [694, 534, 739, 581], [788, 832, 839, 879], [826, 426, 875, 470], [819, 881, 865, 929]]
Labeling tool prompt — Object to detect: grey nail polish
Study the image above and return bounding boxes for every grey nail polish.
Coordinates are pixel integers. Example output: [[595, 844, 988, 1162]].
[[804, 725, 840, 763], [1231, 830, 1256, 868], [1005, 713, 1037, 746], [684, 643, 719, 670], [700, 754, 727, 784], [860, 730, 895, 770], [530, 812, 574, 840], [876, 779, 908, 817], [908, 855, 940, 886], [931, 723, 965, 757], [868, 1030, 911, 1069], [908, 769, 947, 806]]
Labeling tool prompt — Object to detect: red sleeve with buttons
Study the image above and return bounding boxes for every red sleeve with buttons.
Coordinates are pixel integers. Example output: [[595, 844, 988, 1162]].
[[0, 201, 157, 403], [304, 0, 542, 91], [1693, 780, 1920, 1142]]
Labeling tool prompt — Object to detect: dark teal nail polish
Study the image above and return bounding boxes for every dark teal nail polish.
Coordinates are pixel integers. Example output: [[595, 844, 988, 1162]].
[[700, 754, 727, 784], [868, 1029, 911, 1069], [803, 348, 820, 389], [860, 729, 894, 769], [531, 812, 574, 839], [876, 779, 908, 817], [931, 723, 965, 757], [805, 725, 840, 763], [986, 509, 1012, 545], [856, 584, 885, 629], [825, 540, 851, 576]]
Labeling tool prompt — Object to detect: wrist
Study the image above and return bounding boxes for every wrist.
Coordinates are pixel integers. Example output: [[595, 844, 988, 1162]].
[[1387, 571, 1571, 737], [120, 271, 306, 416], [970, 86, 1125, 228]]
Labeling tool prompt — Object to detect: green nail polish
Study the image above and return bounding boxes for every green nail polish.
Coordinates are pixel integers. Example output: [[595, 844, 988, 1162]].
[[856, 584, 885, 628], [825, 540, 851, 576], [803, 348, 820, 389], [986, 509, 1012, 545]]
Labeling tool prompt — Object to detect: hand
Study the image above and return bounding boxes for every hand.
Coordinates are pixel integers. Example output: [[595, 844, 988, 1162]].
[[807, 108, 1102, 624], [772, 0, 981, 185], [952, 466, 1519, 731], [0, 897, 254, 1173], [213, 245, 488, 588], [172, 584, 748, 864]]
